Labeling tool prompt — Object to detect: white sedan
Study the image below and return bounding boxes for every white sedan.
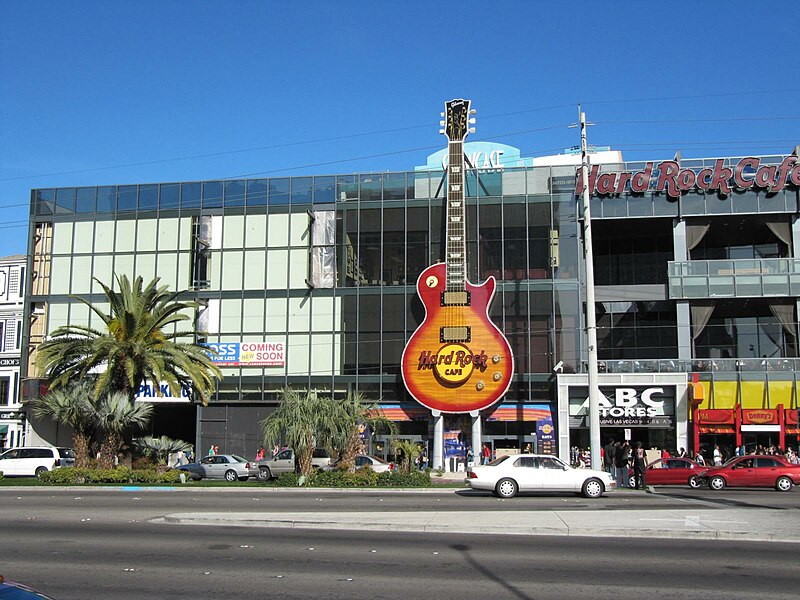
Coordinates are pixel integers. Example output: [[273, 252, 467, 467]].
[[465, 454, 616, 498]]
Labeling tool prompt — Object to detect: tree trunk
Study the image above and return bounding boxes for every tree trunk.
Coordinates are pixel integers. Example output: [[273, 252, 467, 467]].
[[98, 432, 121, 469], [340, 429, 365, 473], [72, 432, 91, 468]]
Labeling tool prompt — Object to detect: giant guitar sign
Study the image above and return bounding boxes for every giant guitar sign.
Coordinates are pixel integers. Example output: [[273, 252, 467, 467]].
[[401, 99, 514, 413]]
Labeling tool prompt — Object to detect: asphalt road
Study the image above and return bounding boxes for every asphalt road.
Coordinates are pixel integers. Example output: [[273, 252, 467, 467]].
[[1, 487, 798, 599]]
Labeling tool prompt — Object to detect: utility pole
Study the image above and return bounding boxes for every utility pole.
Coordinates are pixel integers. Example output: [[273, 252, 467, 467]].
[[578, 106, 602, 471]]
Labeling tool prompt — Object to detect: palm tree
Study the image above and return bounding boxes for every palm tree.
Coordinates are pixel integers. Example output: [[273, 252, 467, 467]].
[[132, 435, 193, 466], [30, 381, 96, 467], [330, 391, 397, 472], [96, 392, 153, 468], [35, 274, 222, 405], [392, 439, 422, 474], [260, 388, 340, 479]]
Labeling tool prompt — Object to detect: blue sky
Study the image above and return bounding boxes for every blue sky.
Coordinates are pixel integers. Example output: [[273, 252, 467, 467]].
[[1, 1, 798, 258]]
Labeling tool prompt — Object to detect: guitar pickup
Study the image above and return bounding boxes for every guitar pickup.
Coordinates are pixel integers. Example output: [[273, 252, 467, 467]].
[[441, 291, 470, 306], [440, 326, 471, 343]]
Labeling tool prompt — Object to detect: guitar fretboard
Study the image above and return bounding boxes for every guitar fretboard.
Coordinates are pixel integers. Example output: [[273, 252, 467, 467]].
[[446, 140, 466, 291]]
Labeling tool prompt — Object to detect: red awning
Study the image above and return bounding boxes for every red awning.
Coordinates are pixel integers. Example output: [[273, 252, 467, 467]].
[[698, 426, 735, 434]]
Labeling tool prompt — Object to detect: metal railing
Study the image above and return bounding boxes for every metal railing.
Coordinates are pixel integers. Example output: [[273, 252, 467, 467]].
[[668, 258, 800, 299]]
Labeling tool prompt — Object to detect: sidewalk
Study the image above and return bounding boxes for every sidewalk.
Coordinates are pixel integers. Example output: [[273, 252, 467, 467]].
[[160, 506, 800, 543]]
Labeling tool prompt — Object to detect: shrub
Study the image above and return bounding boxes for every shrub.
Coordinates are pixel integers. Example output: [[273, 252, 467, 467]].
[[274, 471, 301, 487], [0, 472, 4, 482], [38, 466, 184, 485], [304, 468, 430, 487]]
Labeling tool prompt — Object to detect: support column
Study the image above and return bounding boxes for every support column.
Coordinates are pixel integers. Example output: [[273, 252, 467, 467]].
[[674, 219, 693, 361], [470, 410, 481, 464], [432, 411, 443, 470]]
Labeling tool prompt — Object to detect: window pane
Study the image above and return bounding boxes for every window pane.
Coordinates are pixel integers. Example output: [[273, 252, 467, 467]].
[[138, 185, 158, 210], [269, 178, 289, 205], [246, 179, 267, 206], [75, 188, 96, 213], [313, 176, 335, 204], [181, 182, 201, 208], [117, 185, 137, 211], [36, 189, 55, 215], [55, 188, 75, 214], [225, 180, 245, 207], [203, 181, 223, 208], [291, 177, 313, 205], [160, 184, 180, 209], [96, 186, 116, 212]]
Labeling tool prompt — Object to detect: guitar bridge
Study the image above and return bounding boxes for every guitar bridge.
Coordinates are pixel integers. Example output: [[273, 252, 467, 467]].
[[441, 291, 470, 306], [440, 326, 471, 343]]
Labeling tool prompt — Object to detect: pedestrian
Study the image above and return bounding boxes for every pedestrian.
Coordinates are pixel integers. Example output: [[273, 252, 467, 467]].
[[255, 446, 265, 461], [272, 444, 280, 457], [482, 444, 490, 465], [661, 447, 670, 460], [466, 446, 475, 466], [615, 442, 628, 488], [523, 443, 532, 454], [208, 444, 216, 456], [603, 438, 615, 475], [420, 446, 429, 470], [632, 442, 648, 490], [694, 450, 705, 466], [713, 444, 722, 466], [677, 447, 687, 458]]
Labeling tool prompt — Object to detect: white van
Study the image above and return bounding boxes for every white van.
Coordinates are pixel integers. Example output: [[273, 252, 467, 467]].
[[0, 447, 75, 477]]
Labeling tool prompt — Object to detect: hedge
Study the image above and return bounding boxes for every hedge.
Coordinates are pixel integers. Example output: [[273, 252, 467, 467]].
[[273, 468, 431, 487], [38, 466, 182, 485]]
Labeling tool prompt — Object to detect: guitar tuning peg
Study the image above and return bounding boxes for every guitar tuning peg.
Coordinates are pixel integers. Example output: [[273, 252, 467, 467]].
[[468, 118, 476, 124], [470, 109, 476, 114], [439, 129, 445, 134], [439, 120, 445, 126], [468, 127, 476, 134]]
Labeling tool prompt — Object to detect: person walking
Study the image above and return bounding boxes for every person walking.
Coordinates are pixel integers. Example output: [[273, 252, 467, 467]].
[[694, 450, 706, 466], [632, 442, 648, 490], [482, 444, 491, 465], [603, 438, 615, 476], [208, 444, 216, 456], [713, 444, 723, 466], [615, 442, 628, 488]]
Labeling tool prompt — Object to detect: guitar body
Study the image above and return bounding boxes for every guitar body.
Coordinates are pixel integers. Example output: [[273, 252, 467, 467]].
[[401, 262, 514, 413]]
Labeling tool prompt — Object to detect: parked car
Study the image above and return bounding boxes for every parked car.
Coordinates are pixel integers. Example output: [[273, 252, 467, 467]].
[[0, 575, 54, 599], [696, 455, 800, 491], [466, 454, 616, 498], [176, 454, 257, 481], [255, 448, 331, 481], [0, 447, 75, 478], [324, 454, 395, 473], [641, 457, 706, 488]]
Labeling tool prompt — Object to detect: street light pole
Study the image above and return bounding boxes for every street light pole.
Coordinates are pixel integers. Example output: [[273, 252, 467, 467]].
[[578, 106, 602, 471]]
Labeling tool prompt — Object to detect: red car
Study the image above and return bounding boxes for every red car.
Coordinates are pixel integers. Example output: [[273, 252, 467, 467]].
[[697, 455, 800, 492], [642, 457, 706, 488]]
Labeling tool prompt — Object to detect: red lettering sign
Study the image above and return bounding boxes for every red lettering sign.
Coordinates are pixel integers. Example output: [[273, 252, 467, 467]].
[[575, 156, 798, 198]]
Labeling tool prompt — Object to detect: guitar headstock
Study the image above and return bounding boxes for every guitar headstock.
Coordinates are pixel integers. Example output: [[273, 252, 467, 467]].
[[440, 98, 475, 142]]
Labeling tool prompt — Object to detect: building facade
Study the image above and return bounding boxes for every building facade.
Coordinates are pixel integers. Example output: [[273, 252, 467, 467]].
[[1, 255, 26, 449], [20, 144, 800, 466]]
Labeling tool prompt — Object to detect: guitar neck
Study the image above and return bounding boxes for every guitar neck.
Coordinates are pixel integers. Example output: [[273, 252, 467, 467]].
[[446, 140, 466, 291]]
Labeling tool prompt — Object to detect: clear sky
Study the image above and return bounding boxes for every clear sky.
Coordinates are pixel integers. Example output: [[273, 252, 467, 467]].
[[1, 1, 798, 258]]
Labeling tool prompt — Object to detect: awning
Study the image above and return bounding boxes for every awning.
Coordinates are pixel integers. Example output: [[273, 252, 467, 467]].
[[698, 426, 735, 434], [0, 425, 8, 435], [373, 404, 430, 422], [485, 404, 552, 422]]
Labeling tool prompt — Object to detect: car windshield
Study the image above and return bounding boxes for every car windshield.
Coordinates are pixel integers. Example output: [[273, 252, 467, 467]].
[[369, 455, 389, 464], [722, 457, 740, 467], [231, 455, 248, 463], [487, 456, 510, 466]]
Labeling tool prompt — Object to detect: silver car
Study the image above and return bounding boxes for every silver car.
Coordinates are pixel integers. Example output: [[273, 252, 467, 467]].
[[176, 454, 257, 482]]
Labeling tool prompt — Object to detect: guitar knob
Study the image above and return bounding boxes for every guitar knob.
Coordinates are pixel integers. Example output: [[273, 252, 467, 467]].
[[493, 372, 502, 382], [492, 355, 500, 364], [475, 380, 485, 391]]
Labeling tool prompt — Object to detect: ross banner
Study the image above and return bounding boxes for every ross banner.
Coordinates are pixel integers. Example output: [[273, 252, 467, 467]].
[[204, 341, 285, 367]]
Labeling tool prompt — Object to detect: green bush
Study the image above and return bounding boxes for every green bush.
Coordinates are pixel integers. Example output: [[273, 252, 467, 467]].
[[38, 466, 183, 485], [0, 471, 4, 482], [274, 471, 301, 487], [303, 468, 430, 487]]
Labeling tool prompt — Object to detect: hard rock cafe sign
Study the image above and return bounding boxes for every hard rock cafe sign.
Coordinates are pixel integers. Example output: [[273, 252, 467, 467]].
[[576, 156, 799, 198]]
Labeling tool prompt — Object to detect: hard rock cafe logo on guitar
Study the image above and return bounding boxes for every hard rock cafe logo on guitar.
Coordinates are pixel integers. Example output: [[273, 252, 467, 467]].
[[400, 99, 514, 414], [416, 343, 489, 386]]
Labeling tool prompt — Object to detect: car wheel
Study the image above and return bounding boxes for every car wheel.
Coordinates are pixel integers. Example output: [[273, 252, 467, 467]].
[[257, 467, 272, 482], [688, 475, 703, 489], [35, 466, 48, 478], [775, 476, 793, 492], [709, 475, 726, 491], [582, 478, 604, 498], [495, 478, 518, 499], [224, 470, 238, 482]]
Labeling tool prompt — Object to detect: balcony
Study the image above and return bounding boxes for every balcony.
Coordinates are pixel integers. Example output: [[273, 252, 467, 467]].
[[668, 258, 800, 299], [582, 358, 800, 375]]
